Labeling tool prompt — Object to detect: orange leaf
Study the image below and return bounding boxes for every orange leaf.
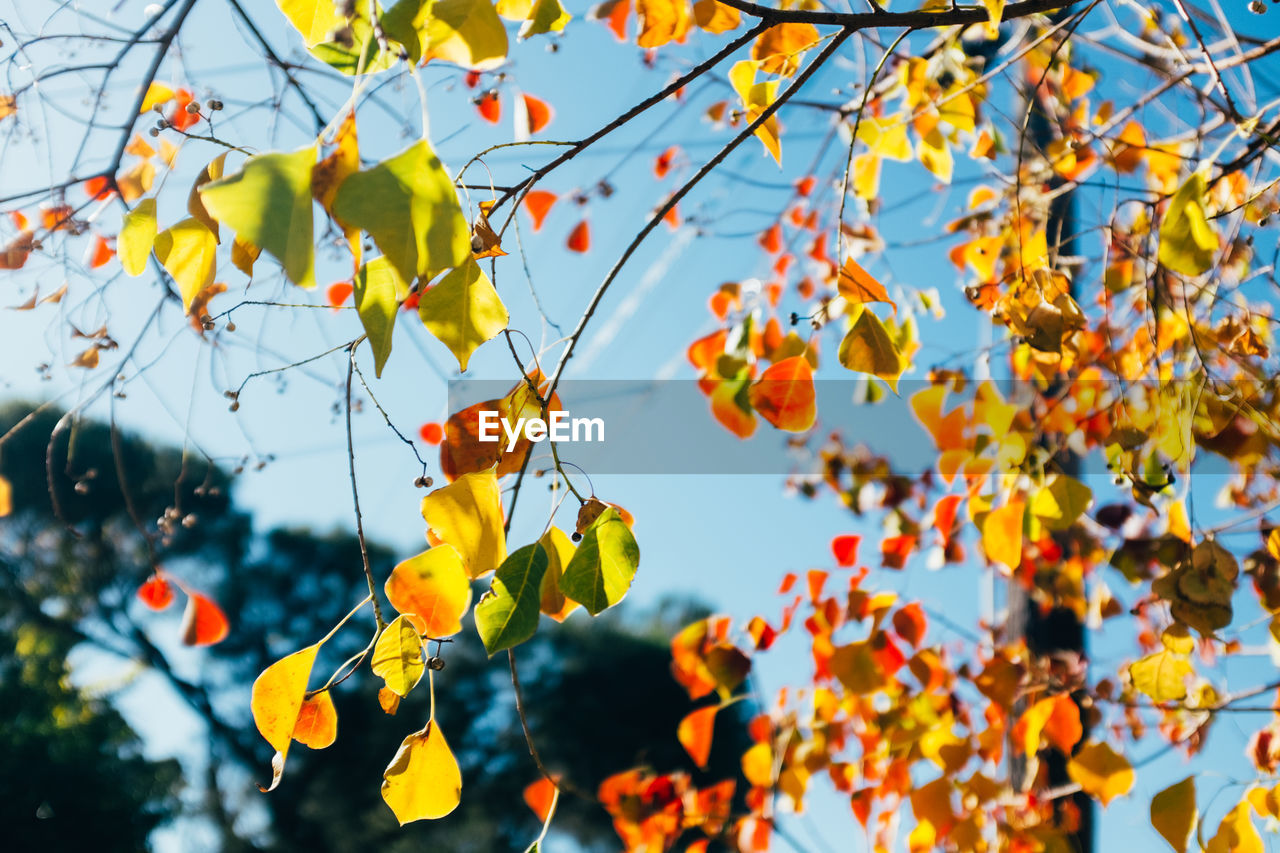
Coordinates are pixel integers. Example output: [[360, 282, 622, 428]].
[[522, 94, 553, 134], [476, 91, 500, 124], [831, 534, 861, 567], [41, 205, 74, 233], [181, 591, 229, 646], [83, 176, 114, 200], [378, 686, 401, 715], [523, 776, 559, 822], [892, 602, 927, 648], [138, 575, 174, 610], [837, 257, 896, 313], [292, 692, 338, 749], [758, 223, 782, 254], [654, 145, 680, 179], [795, 175, 816, 197], [168, 88, 199, 132], [591, 0, 630, 42], [87, 235, 114, 269], [523, 190, 556, 230], [1041, 694, 1083, 754], [677, 705, 719, 768], [0, 231, 34, 270], [419, 422, 444, 445], [748, 355, 815, 432], [934, 494, 962, 546], [567, 220, 590, 253], [326, 281, 353, 309], [384, 546, 473, 637]]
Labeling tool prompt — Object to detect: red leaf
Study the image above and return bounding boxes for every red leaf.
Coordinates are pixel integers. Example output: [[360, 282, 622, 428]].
[[523, 776, 558, 822], [758, 223, 782, 254], [137, 575, 174, 610], [401, 290, 421, 311], [419, 422, 444, 445], [654, 145, 680, 179], [567, 220, 590, 253], [168, 89, 199, 132], [464, 70, 481, 89], [326, 281, 353, 309], [522, 94, 553, 134], [831, 534, 861, 567], [181, 591, 229, 646], [892, 602, 927, 647], [934, 494, 962, 547], [523, 190, 556, 231], [83, 176, 114, 201], [476, 91, 501, 124], [88, 235, 113, 269], [795, 176, 816, 197], [880, 534, 917, 569]]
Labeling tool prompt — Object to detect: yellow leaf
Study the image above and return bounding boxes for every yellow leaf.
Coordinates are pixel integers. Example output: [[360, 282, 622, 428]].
[[741, 742, 773, 787], [424, 0, 510, 68], [232, 237, 261, 278], [637, 0, 691, 48], [421, 468, 506, 579], [371, 614, 426, 697], [828, 641, 886, 694], [693, 0, 739, 33], [385, 545, 473, 637], [1129, 648, 1193, 703], [751, 22, 819, 76], [0, 94, 16, 122], [837, 305, 905, 392], [498, 0, 572, 37], [277, 0, 345, 46], [1067, 741, 1133, 806], [187, 153, 228, 242], [729, 60, 782, 165], [856, 117, 913, 162], [982, 500, 1024, 570], [154, 218, 217, 313], [1265, 528, 1280, 562], [418, 257, 509, 372], [1159, 172, 1218, 276], [138, 82, 174, 114], [980, 0, 1005, 39], [917, 123, 954, 183], [381, 720, 462, 823], [0, 474, 11, 517], [1151, 776, 1196, 853], [312, 111, 359, 214], [354, 256, 409, 377], [1207, 802, 1262, 853], [117, 160, 156, 203], [118, 198, 157, 278], [251, 643, 320, 790], [538, 526, 579, 621]]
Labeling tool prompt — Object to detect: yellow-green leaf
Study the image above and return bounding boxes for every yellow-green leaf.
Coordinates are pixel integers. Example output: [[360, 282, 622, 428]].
[[332, 139, 471, 285], [355, 256, 409, 377], [381, 720, 462, 823], [1066, 741, 1133, 806], [154, 218, 217, 313], [475, 543, 548, 655], [1151, 776, 1196, 853], [837, 305, 905, 392], [1030, 474, 1092, 531], [1129, 648, 1193, 703], [421, 468, 506, 579], [497, 0, 571, 37], [199, 145, 317, 289], [560, 508, 639, 616], [1158, 172, 1218, 276], [423, 0, 509, 68], [418, 257, 509, 372], [118, 198, 157, 278], [371, 614, 425, 697]]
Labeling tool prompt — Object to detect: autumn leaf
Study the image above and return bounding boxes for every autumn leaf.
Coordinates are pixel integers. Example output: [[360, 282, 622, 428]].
[[1066, 741, 1133, 806], [693, 0, 739, 34], [354, 256, 409, 377], [385, 546, 473, 636], [538, 526, 579, 621], [420, 468, 507, 578], [180, 591, 229, 646], [187, 153, 228, 242], [837, 258, 897, 314], [677, 704, 719, 768], [748, 356, 816, 432], [154, 218, 217, 313], [982, 500, 1024, 570], [1151, 776, 1196, 853], [381, 720, 463, 823], [751, 23, 819, 77], [560, 507, 640, 615], [729, 60, 782, 165], [417, 257, 509, 372], [523, 190, 556, 230], [523, 776, 558, 822], [292, 692, 338, 749], [251, 643, 320, 791], [1128, 648, 1193, 703], [371, 614, 426, 697], [498, 0, 571, 39], [199, 145, 318, 289], [838, 305, 905, 392], [118, 199, 157, 277], [1159, 172, 1218, 276], [1206, 802, 1262, 853], [138, 82, 174, 113], [636, 0, 691, 48], [137, 574, 174, 610]]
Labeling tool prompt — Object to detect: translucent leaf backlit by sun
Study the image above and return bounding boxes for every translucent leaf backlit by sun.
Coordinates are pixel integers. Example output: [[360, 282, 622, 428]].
[[118, 198, 157, 278], [418, 257, 509, 372], [560, 507, 640, 616], [354, 256, 409, 377], [251, 643, 321, 791], [420, 468, 507, 579], [154, 218, 217, 313], [748, 356, 816, 432], [475, 542, 548, 655], [1066, 741, 1133, 806], [385, 545, 472, 636], [381, 720, 462, 823], [371, 614, 425, 697], [199, 145, 318, 289], [1158, 172, 1218, 276], [838, 305, 905, 392]]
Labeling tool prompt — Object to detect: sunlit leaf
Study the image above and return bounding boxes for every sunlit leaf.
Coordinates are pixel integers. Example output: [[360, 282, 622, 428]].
[[372, 614, 426, 697], [982, 500, 1024, 570], [475, 542, 549, 655], [354, 256, 409, 377], [636, 0, 691, 48], [1128, 648, 1192, 702], [837, 305, 905, 392], [418, 257, 509, 372], [560, 507, 640, 616], [1151, 776, 1196, 853], [677, 704, 719, 768], [751, 23, 819, 76], [332, 139, 471, 284], [138, 82, 174, 113], [837, 258, 897, 314], [137, 574, 174, 610], [385, 546, 472, 636], [181, 591, 229, 646], [251, 643, 320, 790], [421, 468, 506, 579], [292, 692, 338, 749], [1158, 172, 1218, 276], [1066, 741, 1133, 806], [118, 198, 157, 277], [199, 145, 317, 289], [693, 0, 739, 33], [1206, 802, 1262, 853], [381, 720, 463, 823], [748, 355, 815, 432], [187, 153, 228, 241]]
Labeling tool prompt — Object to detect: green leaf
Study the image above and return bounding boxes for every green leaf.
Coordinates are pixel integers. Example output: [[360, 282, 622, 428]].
[[382, 0, 433, 62], [1151, 776, 1196, 853], [355, 256, 409, 377], [837, 305, 905, 392], [418, 257, 509, 372], [474, 543, 548, 655], [277, 0, 393, 74], [1031, 474, 1093, 531], [560, 508, 639, 616], [118, 198, 157, 278], [199, 145, 317, 289], [332, 139, 470, 285], [371, 614, 425, 697], [1158, 172, 1218, 276], [154, 218, 217, 313]]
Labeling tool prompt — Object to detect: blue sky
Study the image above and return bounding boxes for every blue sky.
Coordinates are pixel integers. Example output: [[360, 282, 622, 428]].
[[3, 0, 1280, 850]]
